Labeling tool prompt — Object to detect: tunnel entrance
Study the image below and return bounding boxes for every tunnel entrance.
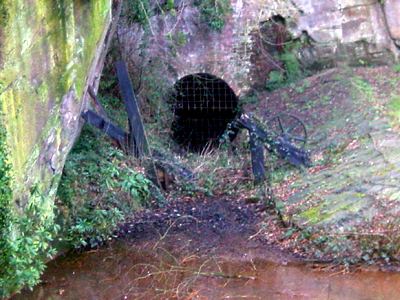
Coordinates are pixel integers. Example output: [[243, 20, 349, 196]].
[[171, 73, 239, 152]]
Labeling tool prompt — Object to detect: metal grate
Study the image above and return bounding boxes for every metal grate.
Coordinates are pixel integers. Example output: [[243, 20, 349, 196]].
[[171, 73, 239, 151]]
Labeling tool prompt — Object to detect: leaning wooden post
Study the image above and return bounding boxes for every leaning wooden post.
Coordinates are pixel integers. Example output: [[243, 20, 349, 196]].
[[115, 60, 161, 189], [115, 60, 149, 157], [249, 130, 266, 185]]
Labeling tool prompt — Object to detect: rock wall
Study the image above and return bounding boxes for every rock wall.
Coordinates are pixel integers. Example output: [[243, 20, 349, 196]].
[[119, 0, 399, 97], [291, 0, 399, 66], [0, 0, 112, 206], [0, 0, 115, 295], [383, 0, 400, 47]]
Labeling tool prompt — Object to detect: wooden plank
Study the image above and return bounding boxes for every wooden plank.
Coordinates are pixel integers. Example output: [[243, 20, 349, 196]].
[[81, 110, 127, 146], [115, 60, 149, 157], [115, 60, 161, 188], [249, 132, 266, 185]]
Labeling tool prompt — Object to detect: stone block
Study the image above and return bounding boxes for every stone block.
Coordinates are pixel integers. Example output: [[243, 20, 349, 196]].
[[384, 0, 400, 40]]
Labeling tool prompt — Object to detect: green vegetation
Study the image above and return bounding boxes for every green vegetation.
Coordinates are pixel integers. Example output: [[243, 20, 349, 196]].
[[351, 76, 374, 101], [167, 31, 188, 48], [1, 119, 59, 296], [140, 58, 174, 133], [56, 49, 154, 250], [0, 1, 113, 295], [164, 0, 175, 11], [280, 50, 302, 81], [393, 64, 400, 73], [124, 0, 152, 25], [1, 188, 59, 297], [388, 94, 400, 125], [239, 94, 259, 107], [194, 0, 232, 31], [266, 70, 285, 91], [57, 108, 152, 249], [182, 145, 248, 197], [166, 31, 188, 56], [2, 44, 152, 299], [294, 79, 311, 94], [266, 41, 304, 91], [0, 117, 13, 297], [302, 219, 400, 266], [0, 0, 8, 27]]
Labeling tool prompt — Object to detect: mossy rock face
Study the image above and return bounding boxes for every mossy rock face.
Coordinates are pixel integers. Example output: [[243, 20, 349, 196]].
[[0, 0, 112, 296], [254, 66, 400, 262], [285, 69, 400, 226], [0, 0, 111, 203], [0, 0, 8, 68]]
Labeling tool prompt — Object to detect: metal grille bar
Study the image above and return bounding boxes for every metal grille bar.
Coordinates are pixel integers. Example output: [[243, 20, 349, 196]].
[[171, 73, 238, 151]]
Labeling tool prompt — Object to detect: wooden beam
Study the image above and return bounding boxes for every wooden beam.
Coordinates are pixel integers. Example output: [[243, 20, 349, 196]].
[[115, 60, 149, 158], [249, 131, 266, 185], [81, 110, 127, 147]]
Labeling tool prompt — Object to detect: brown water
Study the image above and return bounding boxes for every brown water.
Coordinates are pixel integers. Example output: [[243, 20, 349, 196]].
[[14, 237, 400, 300], [14, 198, 400, 299]]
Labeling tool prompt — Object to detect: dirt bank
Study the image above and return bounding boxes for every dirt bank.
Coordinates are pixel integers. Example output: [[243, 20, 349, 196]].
[[246, 66, 400, 265], [117, 65, 400, 267], [118, 196, 294, 263]]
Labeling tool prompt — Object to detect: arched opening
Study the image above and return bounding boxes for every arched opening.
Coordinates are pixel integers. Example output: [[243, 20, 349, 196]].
[[171, 73, 239, 152]]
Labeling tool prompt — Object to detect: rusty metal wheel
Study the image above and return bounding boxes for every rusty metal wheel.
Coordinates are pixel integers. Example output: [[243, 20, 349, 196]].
[[266, 113, 307, 149]]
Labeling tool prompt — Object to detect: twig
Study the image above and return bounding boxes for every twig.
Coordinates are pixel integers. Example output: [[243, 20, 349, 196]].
[[191, 271, 256, 280], [248, 228, 264, 240], [140, 0, 155, 36], [88, 85, 109, 120], [152, 215, 199, 250]]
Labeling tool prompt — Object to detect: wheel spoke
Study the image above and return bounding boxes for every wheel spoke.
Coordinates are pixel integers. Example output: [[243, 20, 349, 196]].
[[285, 123, 299, 134], [277, 116, 284, 133], [289, 135, 305, 142], [267, 113, 308, 148]]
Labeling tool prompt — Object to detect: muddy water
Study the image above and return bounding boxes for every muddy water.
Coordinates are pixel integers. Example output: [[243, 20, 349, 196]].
[[14, 239, 400, 300], [14, 198, 400, 299]]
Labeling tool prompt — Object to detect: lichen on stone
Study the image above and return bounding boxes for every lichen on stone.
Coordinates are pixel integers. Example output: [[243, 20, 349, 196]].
[[0, 0, 112, 296]]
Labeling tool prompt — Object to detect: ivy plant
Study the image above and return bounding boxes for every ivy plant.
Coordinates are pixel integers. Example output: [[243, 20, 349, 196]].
[[194, 0, 232, 31]]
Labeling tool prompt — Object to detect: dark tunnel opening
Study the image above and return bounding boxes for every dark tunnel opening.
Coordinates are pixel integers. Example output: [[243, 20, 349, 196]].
[[171, 73, 239, 152]]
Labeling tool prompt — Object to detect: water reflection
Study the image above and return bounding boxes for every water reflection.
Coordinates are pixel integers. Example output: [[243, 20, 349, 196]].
[[14, 238, 400, 300]]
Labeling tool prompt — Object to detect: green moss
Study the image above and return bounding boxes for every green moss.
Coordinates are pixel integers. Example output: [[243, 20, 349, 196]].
[[0, 117, 59, 297], [300, 205, 323, 224], [266, 41, 304, 91], [388, 94, 400, 125], [351, 76, 374, 102], [124, 0, 152, 26], [75, 0, 110, 96], [299, 195, 365, 226], [194, 0, 232, 31], [393, 64, 400, 73], [0, 0, 8, 27], [0, 0, 112, 296], [0, 112, 61, 297], [0, 0, 111, 187]]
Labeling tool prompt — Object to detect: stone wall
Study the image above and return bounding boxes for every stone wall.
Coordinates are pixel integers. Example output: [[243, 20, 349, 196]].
[[119, 0, 399, 98], [291, 0, 399, 66], [0, 0, 112, 206], [0, 0, 115, 295], [384, 0, 400, 47]]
